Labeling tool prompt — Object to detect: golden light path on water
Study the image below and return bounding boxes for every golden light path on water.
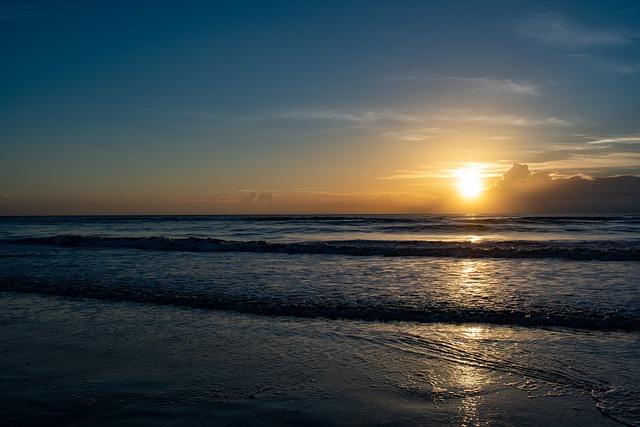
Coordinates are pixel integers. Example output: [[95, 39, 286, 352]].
[[399, 259, 499, 426], [452, 261, 490, 426]]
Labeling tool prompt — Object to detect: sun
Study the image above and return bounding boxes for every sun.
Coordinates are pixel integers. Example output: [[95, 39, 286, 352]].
[[456, 168, 484, 199]]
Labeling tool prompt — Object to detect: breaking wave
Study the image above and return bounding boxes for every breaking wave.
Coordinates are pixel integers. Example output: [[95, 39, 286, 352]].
[[10, 234, 640, 261], [1, 276, 637, 331]]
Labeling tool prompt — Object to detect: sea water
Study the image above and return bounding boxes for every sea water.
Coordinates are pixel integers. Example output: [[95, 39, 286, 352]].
[[0, 214, 638, 425]]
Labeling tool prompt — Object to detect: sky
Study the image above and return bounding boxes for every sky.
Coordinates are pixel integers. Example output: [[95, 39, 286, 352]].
[[1, 0, 640, 215]]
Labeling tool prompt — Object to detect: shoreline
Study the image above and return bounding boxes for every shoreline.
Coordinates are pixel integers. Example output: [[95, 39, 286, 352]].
[[0, 293, 625, 426]]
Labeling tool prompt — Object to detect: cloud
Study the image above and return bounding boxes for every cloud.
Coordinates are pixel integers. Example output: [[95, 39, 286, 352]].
[[171, 105, 573, 133], [472, 78, 540, 96], [379, 162, 510, 181], [170, 108, 420, 125], [265, 109, 573, 129], [527, 153, 640, 176], [378, 170, 441, 180], [484, 163, 640, 213], [242, 191, 275, 206], [383, 127, 456, 141], [473, 115, 571, 127], [492, 163, 555, 192], [1, 192, 28, 200], [519, 13, 638, 49], [91, 140, 112, 152], [269, 109, 419, 124], [433, 110, 573, 127], [558, 54, 640, 75], [615, 63, 640, 75], [280, 108, 574, 128], [388, 74, 540, 96], [587, 136, 640, 145]]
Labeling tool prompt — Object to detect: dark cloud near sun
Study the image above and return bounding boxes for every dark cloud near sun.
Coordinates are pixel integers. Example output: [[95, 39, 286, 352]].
[[486, 164, 640, 213]]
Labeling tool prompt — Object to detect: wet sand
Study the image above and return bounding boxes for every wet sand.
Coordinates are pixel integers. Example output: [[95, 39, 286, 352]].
[[0, 293, 621, 426]]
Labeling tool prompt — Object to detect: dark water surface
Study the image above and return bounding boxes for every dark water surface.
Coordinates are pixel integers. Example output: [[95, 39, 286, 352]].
[[1, 214, 638, 425]]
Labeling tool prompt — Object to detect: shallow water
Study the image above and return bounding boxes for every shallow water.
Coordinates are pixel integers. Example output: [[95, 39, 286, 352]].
[[0, 293, 633, 426], [1, 247, 638, 330]]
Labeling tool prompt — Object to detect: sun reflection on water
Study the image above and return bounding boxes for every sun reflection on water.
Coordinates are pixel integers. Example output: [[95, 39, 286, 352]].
[[399, 321, 505, 425], [463, 326, 484, 339], [450, 260, 498, 310], [467, 235, 482, 243], [461, 261, 478, 278], [403, 259, 512, 424], [440, 260, 495, 425]]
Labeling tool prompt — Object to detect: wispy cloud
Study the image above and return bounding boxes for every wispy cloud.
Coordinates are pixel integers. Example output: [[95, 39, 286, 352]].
[[379, 162, 510, 180], [381, 154, 640, 184], [169, 106, 574, 135], [0, 192, 29, 200], [470, 115, 571, 127], [432, 110, 573, 127], [378, 170, 444, 180], [615, 63, 640, 75], [168, 108, 420, 125], [586, 135, 640, 145], [275, 108, 575, 147], [90, 140, 113, 152], [558, 53, 640, 75], [530, 153, 640, 174], [388, 74, 540, 96], [519, 13, 638, 49], [383, 127, 457, 141], [268, 109, 420, 124]]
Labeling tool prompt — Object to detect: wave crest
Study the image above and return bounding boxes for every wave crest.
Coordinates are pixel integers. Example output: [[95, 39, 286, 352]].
[[10, 234, 640, 261]]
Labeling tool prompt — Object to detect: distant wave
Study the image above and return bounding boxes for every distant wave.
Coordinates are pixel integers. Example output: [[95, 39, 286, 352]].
[[5, 214, 636, 224], [1, 277, 637, 331], [10, 234, 640, 261]]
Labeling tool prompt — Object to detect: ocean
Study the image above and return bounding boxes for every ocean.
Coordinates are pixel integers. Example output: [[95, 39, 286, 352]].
[[0, 214, 639, 426]]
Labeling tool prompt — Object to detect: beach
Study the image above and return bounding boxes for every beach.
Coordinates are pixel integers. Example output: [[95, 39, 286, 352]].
[[0, 292, 629, 426]]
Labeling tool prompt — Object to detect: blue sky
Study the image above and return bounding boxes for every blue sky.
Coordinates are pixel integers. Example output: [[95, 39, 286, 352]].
[[1, 0, 639, 214]]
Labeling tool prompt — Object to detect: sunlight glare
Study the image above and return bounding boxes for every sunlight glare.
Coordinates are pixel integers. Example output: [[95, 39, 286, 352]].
[[456, 168, 483, 199]]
